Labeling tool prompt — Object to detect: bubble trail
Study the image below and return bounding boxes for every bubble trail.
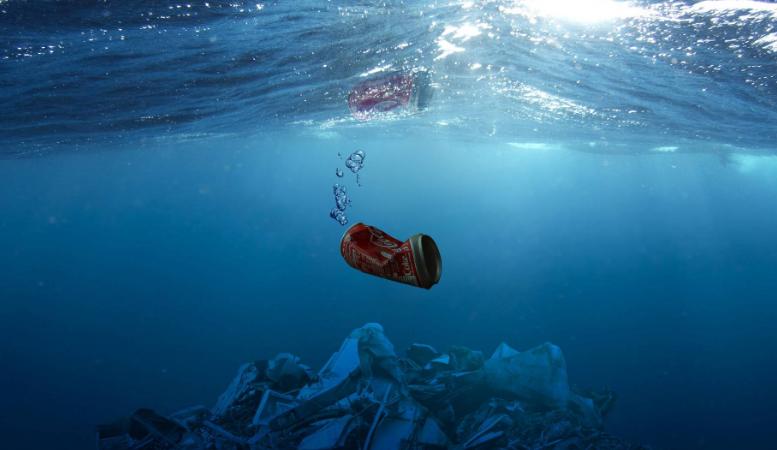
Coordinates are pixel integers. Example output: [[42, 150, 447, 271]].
[[345, 149, 365, 174], [330, 208, 348, 225], [330, 183, 351, 225]]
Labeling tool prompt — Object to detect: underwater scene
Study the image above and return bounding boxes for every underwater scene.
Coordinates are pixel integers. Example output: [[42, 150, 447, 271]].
[[2, 1, 777, 449]]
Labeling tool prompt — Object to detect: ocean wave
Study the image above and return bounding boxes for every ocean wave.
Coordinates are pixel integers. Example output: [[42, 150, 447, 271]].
[[1, 0, 776, 155]]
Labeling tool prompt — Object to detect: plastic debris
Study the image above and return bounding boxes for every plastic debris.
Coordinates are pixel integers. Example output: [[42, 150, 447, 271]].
[[251, 390, 298, 427], [483, 342, 570, 409], [96, 408, 189, 450], [297, 415, 356, 450], [211, 361, 265, 419], [352, 323, 405, 388], [406, 343, 440, 367], [98, 324, 647, 450], [265, 353, 311, 392]]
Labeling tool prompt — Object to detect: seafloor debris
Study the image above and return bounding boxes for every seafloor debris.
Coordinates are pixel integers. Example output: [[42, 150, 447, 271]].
[[97, 323, 646, 450]]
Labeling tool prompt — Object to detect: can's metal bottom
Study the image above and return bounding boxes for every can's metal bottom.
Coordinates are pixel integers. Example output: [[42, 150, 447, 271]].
[[409, 233, 442, 289]]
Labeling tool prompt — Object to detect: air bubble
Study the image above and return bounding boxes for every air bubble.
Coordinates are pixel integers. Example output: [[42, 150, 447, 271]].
[[330, 208, 348, 225], [345, 149, 366, 173], [330, 183, 351, 225]]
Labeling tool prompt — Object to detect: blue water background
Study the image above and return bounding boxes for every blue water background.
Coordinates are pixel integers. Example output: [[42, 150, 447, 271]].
[[2, 1, 777, 449]]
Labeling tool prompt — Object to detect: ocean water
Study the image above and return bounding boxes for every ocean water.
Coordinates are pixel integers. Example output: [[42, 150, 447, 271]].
[[2, 1, 777, 449]]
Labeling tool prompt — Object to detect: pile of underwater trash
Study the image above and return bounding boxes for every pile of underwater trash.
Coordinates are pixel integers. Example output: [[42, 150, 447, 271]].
[[97, 323, 646, 450]]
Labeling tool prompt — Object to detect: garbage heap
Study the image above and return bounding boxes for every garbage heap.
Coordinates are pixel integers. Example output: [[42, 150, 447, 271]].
[[97, 323, 645, 450]]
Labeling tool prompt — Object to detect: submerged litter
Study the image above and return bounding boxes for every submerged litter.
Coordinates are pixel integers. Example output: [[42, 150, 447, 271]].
[[340, 223, 442, 290], [348, 70, 433, 121], [98, 323, 645, 449]]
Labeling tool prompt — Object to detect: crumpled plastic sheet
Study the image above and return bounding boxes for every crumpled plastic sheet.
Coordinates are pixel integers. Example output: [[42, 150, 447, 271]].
[[97, 323, 645, 450]]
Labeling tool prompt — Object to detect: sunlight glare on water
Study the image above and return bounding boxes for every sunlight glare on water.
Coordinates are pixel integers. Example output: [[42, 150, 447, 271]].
[[502, 0, 650, 24]]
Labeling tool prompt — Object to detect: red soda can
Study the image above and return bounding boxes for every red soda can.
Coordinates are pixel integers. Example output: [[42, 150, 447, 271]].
[[340, 223, 442, 289], [348, 70, 433, 121]]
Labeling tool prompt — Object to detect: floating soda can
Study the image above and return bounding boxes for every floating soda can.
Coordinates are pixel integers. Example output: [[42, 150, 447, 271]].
[[348, 70, 433, 121], [340, 223, 442, 289]]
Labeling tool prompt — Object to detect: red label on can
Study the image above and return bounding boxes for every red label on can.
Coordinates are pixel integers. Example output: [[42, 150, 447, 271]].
[[340, 223, 422, 287], [348, 73, 415, 121]]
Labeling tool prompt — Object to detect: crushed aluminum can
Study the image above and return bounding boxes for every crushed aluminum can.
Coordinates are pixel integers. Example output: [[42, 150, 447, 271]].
[[347, 70, 433, 121], [340, 223, 442, 289]]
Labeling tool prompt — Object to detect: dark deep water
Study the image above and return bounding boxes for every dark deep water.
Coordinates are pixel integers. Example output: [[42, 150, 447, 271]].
[[2, 1, 777, 449]]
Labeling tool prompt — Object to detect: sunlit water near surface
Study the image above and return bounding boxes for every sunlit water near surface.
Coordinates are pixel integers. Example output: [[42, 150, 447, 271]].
[[2, 1, 777, 449]]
